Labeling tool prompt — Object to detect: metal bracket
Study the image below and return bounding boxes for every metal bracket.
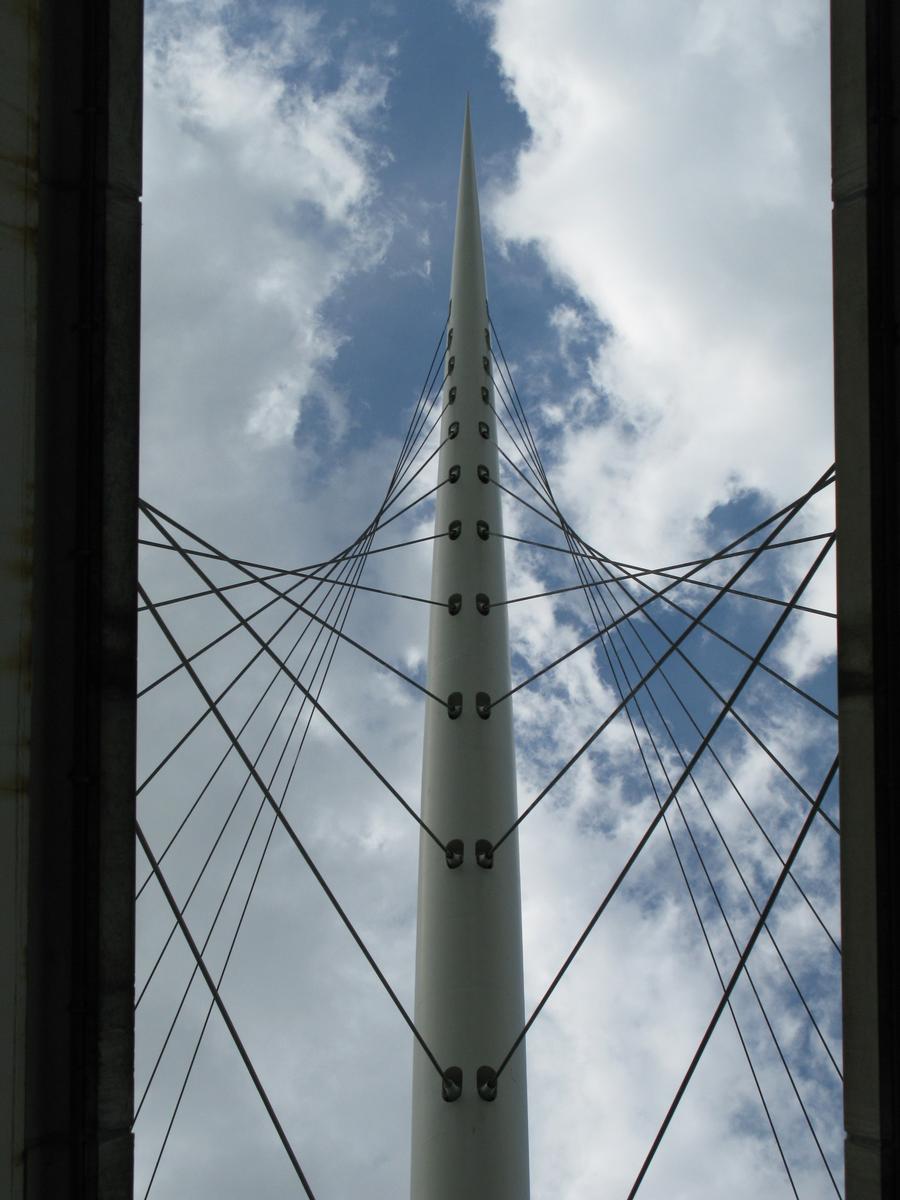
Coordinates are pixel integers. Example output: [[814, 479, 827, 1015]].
[[475, 691, 491, 719], [476, 520, 490, 541], [482, 355, 491, 374], [448, 355, 456, 374], [475, 839, 494, 869], [449, 386, 457, 404], [448, 465, 461, 483], [477, 465, 490, 483], [447, 328, 453, 349], [448, 420, 460, 440], [475, 593, 490, 615], [442, 1066, 463, 1103], [476, 1066, 498, 1102], [448, 593, 462, 615], [445, 839, 464, 869], [448, 519, 462, 540], [481, 386, 489, 404], [478, 421, 490, 439], [447, 692, 463, 719]]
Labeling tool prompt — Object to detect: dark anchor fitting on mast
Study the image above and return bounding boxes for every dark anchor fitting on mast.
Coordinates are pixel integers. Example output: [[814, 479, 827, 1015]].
[[476, 520, 490, 541], [448, 421, 460, 440], [480, 386, 489, 404], [482, 355, 491, 374], [442, 1067, 463, 1103], [449, 386, 457, 404], [447, 692, 463, 719], [448, 519, 462, 540], [445, 839, 464, 869], [476, 1066, 498, 1102], [448, 593, 462, 615], [477, 465, 490, 483], [475, 691, 491, 719], [478, 421, 490, 439], [448, 465, 461, 483], [475, 593, 490, 615], [448, 355, 456, 374], [475, 840, 494, 870]]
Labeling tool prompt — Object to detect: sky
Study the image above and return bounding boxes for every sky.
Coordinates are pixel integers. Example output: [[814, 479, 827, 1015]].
[[135, 2, 839, 1197]]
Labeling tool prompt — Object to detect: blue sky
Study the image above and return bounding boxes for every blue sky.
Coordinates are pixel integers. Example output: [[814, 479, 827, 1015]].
[[136, 2, 838, 1197]]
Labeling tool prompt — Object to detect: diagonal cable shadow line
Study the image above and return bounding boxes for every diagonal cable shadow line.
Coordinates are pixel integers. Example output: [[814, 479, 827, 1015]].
[[136, 522, 380, 789], [139, 579, 445, 852], [392, 382, 450, 492], [541, 483, 834, 1165], [488, 321, 841, 1116], [551, 467, 838, 990], [137, 512, 386, 700], [492, 477, 570, 534], [388, 319, 448, 489], [488, 345, 840, 938], [491, 536, 836, 1082], [136, 564, 443, 614], [474, 330, 838, 848], [491, 435, 837, 720], [500, 556, 836, 621], [575, 528, 841, 836], [494, 521, 835, 856], [575, 537, 841, 951], [625, 756, 841, 1200], [576, 544, 842, 1076], [136, 540, 367, 985], [492, 468, 834, 710], [495, 529, 833, 575], [500, 547, 838, 723], [138, 579, 449, 1079], [136, 514, 378, 1164], [136, 821, 318, 1200], [141, 503, 447, 706], [566, 549, 803, 1193]]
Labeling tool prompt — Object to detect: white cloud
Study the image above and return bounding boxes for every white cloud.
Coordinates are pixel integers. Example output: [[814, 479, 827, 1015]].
[[484, 0, 833, 567], [141, 0, 392, 556], [136, 4, 840, 1196]]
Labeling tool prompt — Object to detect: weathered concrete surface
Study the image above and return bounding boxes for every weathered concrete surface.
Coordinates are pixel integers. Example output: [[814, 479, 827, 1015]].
[[833, 1, 900, 1196], [1, 0, 142, 1196]]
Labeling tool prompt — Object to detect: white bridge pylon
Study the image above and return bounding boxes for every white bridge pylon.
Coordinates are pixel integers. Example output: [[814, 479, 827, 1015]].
[[410, 99, 531, 1199]]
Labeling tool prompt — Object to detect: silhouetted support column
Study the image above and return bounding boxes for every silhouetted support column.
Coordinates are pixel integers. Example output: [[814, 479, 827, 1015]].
[[0, 1, 142, 1196], [832, 1, 900, 1196]]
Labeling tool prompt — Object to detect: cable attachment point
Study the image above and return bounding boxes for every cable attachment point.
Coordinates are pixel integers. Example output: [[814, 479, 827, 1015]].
[[480, 386, 489, 404], [448, 519, 462, 540], [477, 465, 490, 484], [448, 356, 456, 374], [448, 386, 457, 404], [448, 420, 460, 440], [475, 691, 491, 719], [445, 839, 464, 869], [476, 520, 490, 541], [448, 465, 461, 483], [448, 593, 462, 616], [475, 839, 494, 869], [442, 1066, 463, 1102], [482, 356, 491, 375], [447, 328, 453, 349], [447, 692, 463, 719], [477, 1066, 498, 1102], [478, 421, 490, 440], [484, 326, 491, 348], [475, 593, 490, 615]]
